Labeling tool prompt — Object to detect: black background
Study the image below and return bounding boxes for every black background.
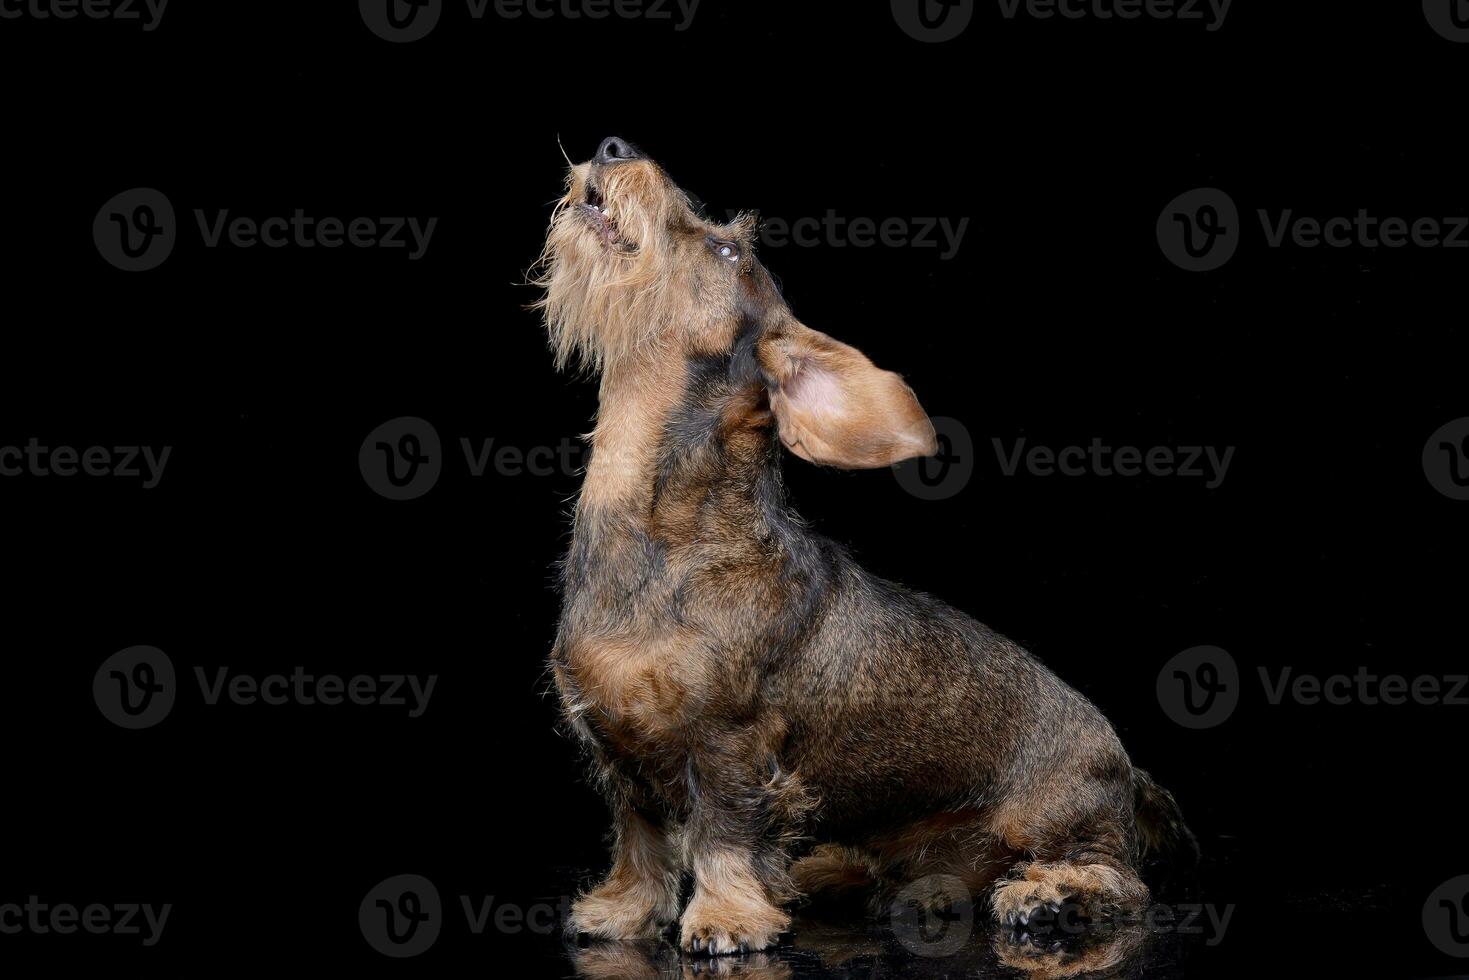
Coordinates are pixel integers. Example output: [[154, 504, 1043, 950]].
[[2, 0, 1466, 976]]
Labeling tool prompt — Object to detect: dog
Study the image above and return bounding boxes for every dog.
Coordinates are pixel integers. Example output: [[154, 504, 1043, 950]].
[[536, 137, 1196, 957]]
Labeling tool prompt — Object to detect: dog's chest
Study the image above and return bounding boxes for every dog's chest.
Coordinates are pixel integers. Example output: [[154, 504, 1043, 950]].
[[554, 626, 710, 757]]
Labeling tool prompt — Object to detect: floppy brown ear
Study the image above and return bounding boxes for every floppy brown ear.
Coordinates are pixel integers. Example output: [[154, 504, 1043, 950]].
[[757, 320, 937, 469]]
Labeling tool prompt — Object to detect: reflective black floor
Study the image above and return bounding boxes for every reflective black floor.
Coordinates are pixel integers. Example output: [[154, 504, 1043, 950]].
[[507, 841, 1430, 980], [559, 913, 1199, 980]]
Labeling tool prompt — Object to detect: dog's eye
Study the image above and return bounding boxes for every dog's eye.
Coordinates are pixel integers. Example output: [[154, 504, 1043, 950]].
[[708, 237, 740, 263]]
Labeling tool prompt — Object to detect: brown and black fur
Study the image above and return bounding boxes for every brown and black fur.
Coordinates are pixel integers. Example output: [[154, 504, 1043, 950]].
[[536, 137, 1196, 957]]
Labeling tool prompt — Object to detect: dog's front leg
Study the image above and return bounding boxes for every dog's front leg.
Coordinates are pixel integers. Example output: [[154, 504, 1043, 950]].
[[568, 800, 682, 941], [678, 752, 796, 955], [680, 841, 792, 955]]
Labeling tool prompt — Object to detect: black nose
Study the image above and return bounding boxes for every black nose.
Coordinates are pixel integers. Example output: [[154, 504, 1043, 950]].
[[594, 137, 642, 166]]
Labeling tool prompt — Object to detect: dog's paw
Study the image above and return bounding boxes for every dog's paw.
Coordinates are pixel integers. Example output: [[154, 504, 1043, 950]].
[[990, 862, 1146, 927], [680, 921, 781, 957], [567, 883, 678, 941], [679, 895, 788, 956], [992, 879, 1068, 928]]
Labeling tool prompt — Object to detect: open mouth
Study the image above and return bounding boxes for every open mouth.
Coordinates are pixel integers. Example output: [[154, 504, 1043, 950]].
[[579, 179, 625, 247]]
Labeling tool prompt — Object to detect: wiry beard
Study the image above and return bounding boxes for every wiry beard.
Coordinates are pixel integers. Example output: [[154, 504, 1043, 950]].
[[531, 162, 698, 375]]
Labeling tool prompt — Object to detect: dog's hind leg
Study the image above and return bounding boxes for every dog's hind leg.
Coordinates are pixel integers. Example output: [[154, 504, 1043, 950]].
[[869, 810, 1015, 910], [988, 772, 1150, 924], [799, 810, 1013, 915], [790, 843, 880, 909]]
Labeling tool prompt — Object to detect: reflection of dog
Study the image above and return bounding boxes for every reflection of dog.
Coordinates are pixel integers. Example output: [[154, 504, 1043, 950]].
[[995, 921, 1150, 980], [570, 941, 792, 980], [538, 138, 1197, 956]]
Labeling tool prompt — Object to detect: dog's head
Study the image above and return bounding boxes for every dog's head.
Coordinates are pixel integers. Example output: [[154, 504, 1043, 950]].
[[535, 137, 936, 470]]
